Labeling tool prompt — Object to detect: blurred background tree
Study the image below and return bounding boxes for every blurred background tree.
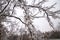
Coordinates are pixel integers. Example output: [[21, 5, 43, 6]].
[[0, 0, 60, 40]]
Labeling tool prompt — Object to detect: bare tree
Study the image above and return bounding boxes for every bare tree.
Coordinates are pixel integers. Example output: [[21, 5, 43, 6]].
[[0, 0, 60, 40]]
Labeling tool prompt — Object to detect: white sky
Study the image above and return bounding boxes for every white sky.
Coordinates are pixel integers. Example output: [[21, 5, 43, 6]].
[[2, 0, 60, 33]]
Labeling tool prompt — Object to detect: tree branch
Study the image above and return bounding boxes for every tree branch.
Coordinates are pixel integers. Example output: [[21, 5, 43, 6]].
[[46, 3, 56, 10], [41, 8, 54, 29], [0, 14, 27, 25], [0, 0, 11, 15], [31, 16, 45, 18]]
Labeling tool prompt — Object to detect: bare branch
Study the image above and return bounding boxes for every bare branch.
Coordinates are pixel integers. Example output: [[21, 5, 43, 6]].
[[36, 0, 47, 5], [31, 16, 45, 18], [46, 3, 56, 10], [22, 4, 55, 29], [20, 3, 60, 29], [41, 8, 54, 29], [0, 14, 27, 25], [32, 12, 40, 17], [11, 3, 16, 15], [53, 10, 60, 14], [24, 4, 39, 8], [0, 0, 11, 14]]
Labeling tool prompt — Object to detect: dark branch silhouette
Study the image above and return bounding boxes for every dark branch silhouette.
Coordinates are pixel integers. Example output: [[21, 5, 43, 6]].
[[0, 14, 27, 25], [0, 0, 11, 15]]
